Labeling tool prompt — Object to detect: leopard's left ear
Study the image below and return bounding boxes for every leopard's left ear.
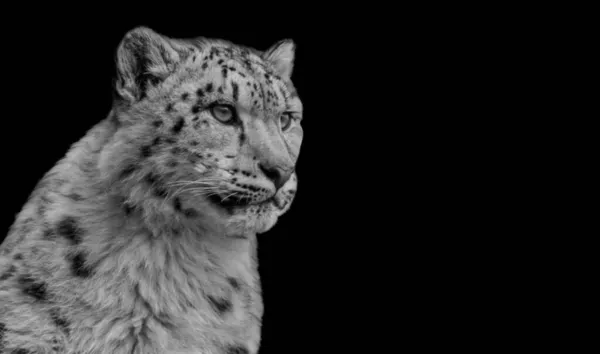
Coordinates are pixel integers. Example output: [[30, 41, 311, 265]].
[[263, 39, 295, 81]]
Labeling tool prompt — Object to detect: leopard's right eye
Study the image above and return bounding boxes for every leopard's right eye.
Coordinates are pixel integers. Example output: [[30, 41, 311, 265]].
[[210, 104, 235, 123], [280, 112, 293, 131]]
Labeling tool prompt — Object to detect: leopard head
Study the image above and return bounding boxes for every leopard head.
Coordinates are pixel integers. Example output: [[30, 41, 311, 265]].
[[107, 27, 303, 235]]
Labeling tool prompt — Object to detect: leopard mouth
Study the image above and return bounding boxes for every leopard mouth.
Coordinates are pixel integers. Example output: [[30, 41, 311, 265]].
[[207, 194, 254, 208], [207, 193, 276, 211]]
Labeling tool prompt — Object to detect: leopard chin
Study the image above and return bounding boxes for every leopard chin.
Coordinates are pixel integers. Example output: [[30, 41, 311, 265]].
[[206, 188, 294, 235]]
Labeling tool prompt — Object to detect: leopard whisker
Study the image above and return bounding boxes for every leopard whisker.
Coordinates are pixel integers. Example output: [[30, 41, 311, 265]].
[[220, 191, 240, 202], [167, 179, 222, 187]]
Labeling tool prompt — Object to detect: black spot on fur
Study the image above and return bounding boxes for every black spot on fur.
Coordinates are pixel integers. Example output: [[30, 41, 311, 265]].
[[140, 145, 152, 158], [171, 147, 185, 155], [66, 193, 83, 201], [14, 253, 23, 260], [191, 104, 201, 114], [13, 349, 31, 354], [190, 140, 199, 146], [70, 252, 93, 278], [19, 275, 47, 300], [206, 83, 214, 93], [148, 76, 161, 87], [0, 321, 5, 341], [120, 164, 138, 179], [278, 87, 287, 102], [152, 120, 163, 128], [196, 88, 204, 97], [202, 62, 208, 70], [218, 86, 224, 94], [43, 227, 54, 239], [225, 345, 249, 354], [145, 173, 158, 185], [227, 277, 241, 290], [173, 197, 182, 212], [218, 59, 224, 65], [181, 92, 189, 101], [239, 132, 246, 145], [123, 202, 135, 215], [222, 67, 228, 79], [165, 137, 176, 144], [145, 173, 168, 198], [166, 103, 174, 112], [171, 117, 185, 134], [155, 185, 168, 198], [207, 295, 231, 315], [50, 309, 70, 335], [0, 265, 16, 281], [232, 82, 239, 102], [51, 340, 62, 352], [57, 216, 83, 245], [183, 208, 198, 218]]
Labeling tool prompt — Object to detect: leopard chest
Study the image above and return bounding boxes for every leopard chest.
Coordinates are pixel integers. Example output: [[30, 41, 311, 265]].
[[136, 268, 262, 352], [68, 258, 262, 353]]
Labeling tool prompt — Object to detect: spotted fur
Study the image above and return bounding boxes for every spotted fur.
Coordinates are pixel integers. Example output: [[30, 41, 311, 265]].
[[0, 27, 303, 353]]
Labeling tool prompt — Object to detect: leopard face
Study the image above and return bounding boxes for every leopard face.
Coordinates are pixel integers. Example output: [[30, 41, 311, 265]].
[[111, 27, 303, 234]]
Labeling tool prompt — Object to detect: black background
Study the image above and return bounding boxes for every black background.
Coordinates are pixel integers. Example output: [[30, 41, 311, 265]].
[[0, 17, 366, 353]]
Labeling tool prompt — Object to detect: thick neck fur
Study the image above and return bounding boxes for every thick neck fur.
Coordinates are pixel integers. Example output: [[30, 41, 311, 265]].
[[35, 110, 259, 336]]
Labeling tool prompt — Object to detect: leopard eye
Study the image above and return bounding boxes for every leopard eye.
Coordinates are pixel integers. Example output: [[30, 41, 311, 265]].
[[280, 112, 293, 131], [210, 104, 235, 123]]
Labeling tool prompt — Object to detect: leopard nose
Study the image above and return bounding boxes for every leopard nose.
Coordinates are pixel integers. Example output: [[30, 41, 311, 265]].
[[259, 163, 292, 190]]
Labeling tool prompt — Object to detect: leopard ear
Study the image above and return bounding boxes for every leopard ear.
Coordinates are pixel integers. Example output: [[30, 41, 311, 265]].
[[263, 39, 295, 81], [115, 27, 183, 102]]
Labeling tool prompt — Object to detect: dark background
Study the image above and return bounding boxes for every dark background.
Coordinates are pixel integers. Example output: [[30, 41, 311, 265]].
[[0, 19, 362, 353]]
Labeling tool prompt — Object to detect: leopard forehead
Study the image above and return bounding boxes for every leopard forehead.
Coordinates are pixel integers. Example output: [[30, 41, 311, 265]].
[[151, 41, 301, 118]]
